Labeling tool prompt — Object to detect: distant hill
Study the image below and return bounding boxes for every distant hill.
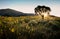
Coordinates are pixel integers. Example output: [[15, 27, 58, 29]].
[[0, 8, 35, 17]]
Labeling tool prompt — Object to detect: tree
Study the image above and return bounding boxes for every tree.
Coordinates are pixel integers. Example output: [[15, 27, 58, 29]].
[[34, 5, 51, 19]]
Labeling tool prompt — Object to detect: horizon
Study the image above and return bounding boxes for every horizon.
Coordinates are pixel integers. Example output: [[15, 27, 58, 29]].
[[0, 0, 60, 17]]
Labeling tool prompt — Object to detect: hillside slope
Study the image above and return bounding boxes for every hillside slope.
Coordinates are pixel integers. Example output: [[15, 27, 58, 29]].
[[0, 16, 60, 39], [0, 8, 35, 17]]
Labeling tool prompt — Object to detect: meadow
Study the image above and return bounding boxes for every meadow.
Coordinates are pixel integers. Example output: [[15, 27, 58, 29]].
[[0, 16, 60, 39]]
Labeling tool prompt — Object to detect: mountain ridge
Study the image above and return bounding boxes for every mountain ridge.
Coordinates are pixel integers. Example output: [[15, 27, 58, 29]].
[[0, 8, 35, 17]]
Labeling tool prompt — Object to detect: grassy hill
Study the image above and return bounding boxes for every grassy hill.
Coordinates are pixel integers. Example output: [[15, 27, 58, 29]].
[[0, 9, 35, 17], [0, 16, 60, 39]]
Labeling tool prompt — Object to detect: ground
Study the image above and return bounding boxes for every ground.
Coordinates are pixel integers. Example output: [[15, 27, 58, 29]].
[[0, 16, 60, 39]]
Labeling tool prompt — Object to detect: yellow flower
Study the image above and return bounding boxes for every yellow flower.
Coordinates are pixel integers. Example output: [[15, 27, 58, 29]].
[[11, 28, 15, 32]]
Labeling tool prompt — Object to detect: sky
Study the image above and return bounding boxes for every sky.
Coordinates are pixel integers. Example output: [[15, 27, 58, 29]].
[[0, 0, 60, 17]]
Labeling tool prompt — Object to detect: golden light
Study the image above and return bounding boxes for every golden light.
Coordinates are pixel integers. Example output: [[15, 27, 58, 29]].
[[41, 12, 49, 19]]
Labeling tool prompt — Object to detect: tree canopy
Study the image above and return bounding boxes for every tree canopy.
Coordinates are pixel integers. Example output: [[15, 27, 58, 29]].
[[34, 5, 51, 15]]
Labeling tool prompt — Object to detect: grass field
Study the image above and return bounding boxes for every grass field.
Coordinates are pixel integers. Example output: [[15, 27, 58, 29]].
[[0, 16, 60, 39]]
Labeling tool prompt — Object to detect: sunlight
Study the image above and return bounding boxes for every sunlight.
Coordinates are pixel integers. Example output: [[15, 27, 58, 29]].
[[41, 12, 49, 17]]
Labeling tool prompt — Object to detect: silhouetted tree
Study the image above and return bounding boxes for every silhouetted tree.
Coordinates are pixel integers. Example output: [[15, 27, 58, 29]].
[[34, 5, 51, 19]]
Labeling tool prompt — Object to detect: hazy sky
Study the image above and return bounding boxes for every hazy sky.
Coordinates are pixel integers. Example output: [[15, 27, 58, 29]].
[[0, 0, 60, 16]]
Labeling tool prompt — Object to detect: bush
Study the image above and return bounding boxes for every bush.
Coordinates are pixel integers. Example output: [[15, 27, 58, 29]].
[[24, 18, 30, 23], [28, 20, 37, 26]]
